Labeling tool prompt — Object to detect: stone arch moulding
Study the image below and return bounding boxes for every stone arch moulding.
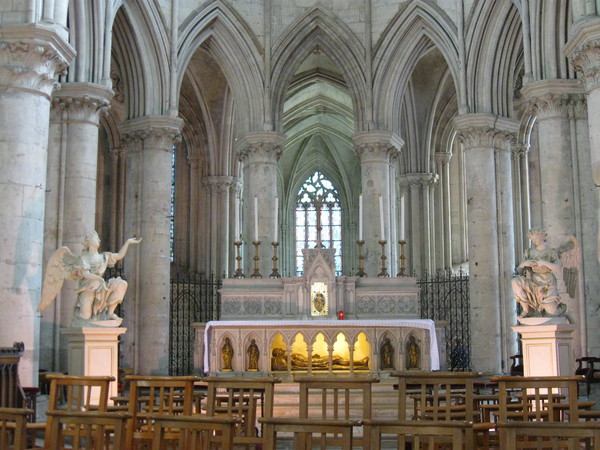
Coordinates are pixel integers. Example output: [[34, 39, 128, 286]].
[[177, 0, 265, 133], [270, 6, 368, 131], [372, 3, 460, 132]]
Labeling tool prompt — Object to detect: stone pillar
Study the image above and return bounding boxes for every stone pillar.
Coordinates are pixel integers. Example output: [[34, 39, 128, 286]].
[[237, 132, 285, 277], [353, 131, 403, 277], [510, 144, 531, 259], [454, 114, 518, 373], [187, 156, 202, 273], [120, 116, 183, 375], [206, 176, 234, 277], [398, 174, 438, 275], [435, 152, 453, 270], [0, 25, 74, 385]]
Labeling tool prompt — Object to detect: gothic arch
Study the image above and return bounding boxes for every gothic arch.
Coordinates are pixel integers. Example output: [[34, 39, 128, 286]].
[[270, 7, 368, 131], [373, 2, 460, 132], [177, 1, 264, 134], [112, 2, 171, 118], [465, 0, 523, 116]]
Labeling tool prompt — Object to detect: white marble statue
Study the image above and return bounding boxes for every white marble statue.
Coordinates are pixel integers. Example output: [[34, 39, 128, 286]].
[[37, 231, 142, 327], [511, 229, 579, 323]]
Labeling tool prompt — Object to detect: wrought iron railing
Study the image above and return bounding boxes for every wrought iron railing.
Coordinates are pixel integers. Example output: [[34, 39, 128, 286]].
[[418, 270, 471, 371], [169, 272, 222, 375]]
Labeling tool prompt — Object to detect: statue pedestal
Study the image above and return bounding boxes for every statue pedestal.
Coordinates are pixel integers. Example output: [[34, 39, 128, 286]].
[[61, 327, 126, 404], [513, 324, 575, 376]]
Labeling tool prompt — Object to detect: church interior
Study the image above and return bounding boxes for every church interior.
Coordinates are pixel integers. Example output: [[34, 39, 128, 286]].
[[2, 0, 600, 448]]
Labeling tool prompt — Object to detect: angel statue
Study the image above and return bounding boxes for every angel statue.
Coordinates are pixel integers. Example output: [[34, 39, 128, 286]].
[[511, 229, 579, 323], [37, 231, 142, 327]]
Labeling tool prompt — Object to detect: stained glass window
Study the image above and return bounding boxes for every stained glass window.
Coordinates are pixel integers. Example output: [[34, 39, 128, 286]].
[[296, 172, 342, 275]]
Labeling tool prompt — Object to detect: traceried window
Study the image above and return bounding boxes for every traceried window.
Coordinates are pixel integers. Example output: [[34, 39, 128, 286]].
[[296, 171, 342, 275], [170, 146, 175, 262]]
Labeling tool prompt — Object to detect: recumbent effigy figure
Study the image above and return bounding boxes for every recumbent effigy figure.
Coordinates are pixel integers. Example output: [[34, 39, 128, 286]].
[[511, 229, 580, 323], [37, 231, 142, 327]]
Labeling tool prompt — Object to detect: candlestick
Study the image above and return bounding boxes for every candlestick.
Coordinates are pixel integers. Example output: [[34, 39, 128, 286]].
[[234, 197, 240, 240], [378, 239, 389, 277], [399, 195, 405, 241], [397, 240, 407, 277], [251, 241, 262, 278], [270, 242, 280, 278], [274, 196, 278, 243], [356, 240, 367, 277], [358, 194, 363, 241], [379, 194, 385, 240], [233, 240, 245, 278], [254, 196, 258, 242]]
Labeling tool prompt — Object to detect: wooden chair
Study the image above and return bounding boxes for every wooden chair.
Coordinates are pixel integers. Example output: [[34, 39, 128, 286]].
[[124, 375, 200, 449], [260, 375, 378, 450], [499, 421, 600, 449], [46, 410, 131, 450], [0, 407, 32, 450], [576, 356, 600, 396], [490, 375, 587, 449], [150, 414, 240, 450], [40, 374, 114, 448], [367, 371, 485, 450], [203, 376, 281, 449]]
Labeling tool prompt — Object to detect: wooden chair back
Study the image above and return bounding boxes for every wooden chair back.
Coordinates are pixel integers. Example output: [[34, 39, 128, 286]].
[[392, 371, 482, 422], [46, 410, 131, 450], [0, 343, 26, 409], [203, 376, 281, 448], [0, 407, 32, 450], [500, 421, 600, 449], [125, 375, 200, 449], [43, 374, 114, 448], [150, 414, 240, 450], [490, 375, 583, 423]]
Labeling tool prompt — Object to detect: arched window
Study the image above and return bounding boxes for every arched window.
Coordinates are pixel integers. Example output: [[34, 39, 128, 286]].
[[170, 145, 175, 262], [296, 171, 342, 275]]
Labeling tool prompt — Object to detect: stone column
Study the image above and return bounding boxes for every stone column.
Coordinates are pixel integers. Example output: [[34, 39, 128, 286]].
[[454, 114, 518, 373], [237, 132, 285, 277], [187, 156, 202, 273], [398, 173, 438, 275], [435, 152, 453, 270], [40, 83, 112, 371], [510, 144, 531, 259], [206, 176, 234, 277], [0, 25, 74, 385], [120, 116, 183, 375], [353, 131, 403, 277]]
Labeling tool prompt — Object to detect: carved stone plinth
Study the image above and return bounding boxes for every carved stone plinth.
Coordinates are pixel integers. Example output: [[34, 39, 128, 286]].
[[61, 327, 126, 404], [513, 323, 575, 377]]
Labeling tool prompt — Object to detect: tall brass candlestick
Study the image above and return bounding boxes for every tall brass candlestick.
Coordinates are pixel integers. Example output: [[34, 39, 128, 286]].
[[378, 240, 390, 277], [270, 242, 281, 278], [356, 240, 367, 277], [251, 241, 262, 278], [397, 240, 407, 277], [233, 240, 245, 278]]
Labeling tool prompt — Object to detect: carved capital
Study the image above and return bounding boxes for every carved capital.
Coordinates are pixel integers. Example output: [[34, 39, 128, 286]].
[[435, 152, 452, 166], [511, 144, 529, 161], [0, 24, 75, 98], [565, 19, 600, 92], [205, 176, 235, 195], [522, 80, 586, 119], [51, 83, 113, 123], [236, 131, 286, 164], [120, 116, 184, 151], [454, 114, 518, 152], [187, 155, 202, 170], [353, 130, 403, 163], [110, 146, 127, 160], [398, 173, 439, 191]]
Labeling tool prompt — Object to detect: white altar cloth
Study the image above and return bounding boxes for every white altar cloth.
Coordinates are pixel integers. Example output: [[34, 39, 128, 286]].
[[203, 319, 440, 371]]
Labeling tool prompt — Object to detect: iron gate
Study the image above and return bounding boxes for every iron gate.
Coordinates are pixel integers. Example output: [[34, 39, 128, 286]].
[[169, 273, 222, 375], [418, 270, 471, 371]]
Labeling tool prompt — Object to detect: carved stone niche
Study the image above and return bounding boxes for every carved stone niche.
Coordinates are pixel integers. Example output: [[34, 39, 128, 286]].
[[302, 248, 336, 319]]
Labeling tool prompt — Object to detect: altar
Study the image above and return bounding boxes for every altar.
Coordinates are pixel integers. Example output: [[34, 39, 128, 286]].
[[194, 248, 444, 376]]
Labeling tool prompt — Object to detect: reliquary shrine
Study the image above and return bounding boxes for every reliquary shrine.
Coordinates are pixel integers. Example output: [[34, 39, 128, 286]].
[[195, 248, 444, 376]]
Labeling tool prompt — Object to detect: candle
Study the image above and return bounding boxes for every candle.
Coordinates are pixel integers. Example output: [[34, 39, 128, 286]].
[[358, 194, 363, 241], [254, 196, 258, 242], [274, 196, 279, 242], [399, 195, 405, 241], [379, 194, 385, 240], [234, 196, 240, 240]]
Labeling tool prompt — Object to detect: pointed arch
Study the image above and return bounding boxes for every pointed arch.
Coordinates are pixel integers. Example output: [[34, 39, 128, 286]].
[[465, 0, 523, 116], [373, 2, 460, 132], [112, 2, 171, 117], [270, 7, 367, 131], [178, 1, 264, 133]]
